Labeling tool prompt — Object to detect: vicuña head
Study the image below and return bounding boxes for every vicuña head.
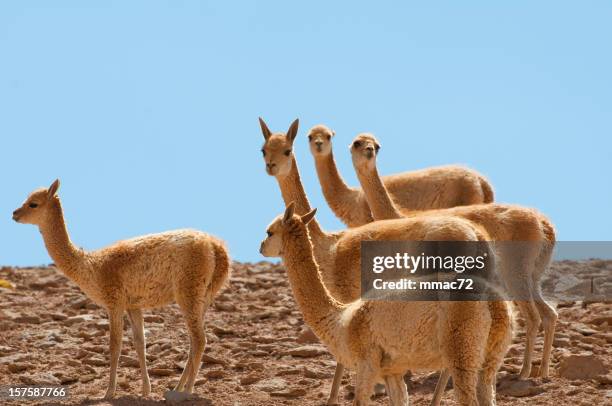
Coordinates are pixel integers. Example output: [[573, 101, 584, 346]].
[[350, 132, 381, 173], [259, 117, 299, 177], [307, 124, 335, 157], [259, 201, 317, 257], [13, 179, 60, 225]]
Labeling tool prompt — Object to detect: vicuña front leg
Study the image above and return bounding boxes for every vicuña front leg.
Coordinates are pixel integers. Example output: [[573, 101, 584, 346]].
[[104, 309, 124, 399], [327, 363, 344, 405], [353, 364, 375, 406], [127, 308, 151, 396], [384, 374, 409, 406]]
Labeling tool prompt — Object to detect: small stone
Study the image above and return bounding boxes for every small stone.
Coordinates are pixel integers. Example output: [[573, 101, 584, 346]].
[[20, 373, 61, 386], [595, 374, 612, 385], [8, 362, 30, 373], [49, 313, 68, 321], [553, 336, 571, 348], [497, 378, 544, 397], [271, 388, 307, 398], [214, 302, 236, 311], [201, 353, 226, 365], [558, 354, 608, 380], [80, 374, 96, 383], [303, 366, 333, 379], [240, 373, 261, 385], [13, 315, 41, 324], [205, 369, 225, 379], [148, 343, 162, 354], [284, 345, 327, 358], [120, 355, 140, 368], [252, 377, 287, 392], [82, 357, 107, 367], [212, 325, 235, 336], [143, 314, 164, 323], [68, 297, 89, 310], [150, 368, 174, 376], [64, 315, 94, 326]]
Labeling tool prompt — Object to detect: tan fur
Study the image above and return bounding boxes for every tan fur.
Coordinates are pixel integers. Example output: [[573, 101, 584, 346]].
[[12, 180, 230, 399], [259, 118, 499, 404], [261, 204, 512, 406], [351, 133, 558, 379], [307, 124, 494, 228]]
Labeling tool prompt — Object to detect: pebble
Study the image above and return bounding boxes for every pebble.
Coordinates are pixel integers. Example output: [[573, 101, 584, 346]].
[[143, 314, 164, 323], [557, 354, 608, 380], [284, 345, 327, 358], [7, 362, 30, 373], [497, 378, 545, 397], [240, 373, 261, 385], [252, 377, 287, 392], [270, 388, 307, 398], [19, 373, 61, 386], [79, 374, 97, 383], [149, 368, 174, 376], [120, 355, 140, 368]]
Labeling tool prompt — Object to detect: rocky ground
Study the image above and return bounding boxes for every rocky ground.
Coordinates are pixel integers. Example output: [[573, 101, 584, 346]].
[[0, 260, 610, 405]]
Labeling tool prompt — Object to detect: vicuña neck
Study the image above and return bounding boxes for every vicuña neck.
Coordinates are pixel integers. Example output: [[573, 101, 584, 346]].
[[281, 222, 343, 345], [355, 163, 403, 220], [314, 151, 358, 208], [39, 199, 85, 282], [277, 156, 327, 242]]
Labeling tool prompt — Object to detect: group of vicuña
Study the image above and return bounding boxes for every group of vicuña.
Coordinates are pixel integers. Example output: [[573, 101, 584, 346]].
[[10, 117, 556, 406]]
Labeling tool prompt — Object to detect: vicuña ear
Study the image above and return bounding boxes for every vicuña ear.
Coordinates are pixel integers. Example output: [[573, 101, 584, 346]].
[[259, 117, 272, 140], [282, 202, 296, 224], [300, 208, 317, 225], [47, 179, 60, 199], [286, 118, 299, 144]]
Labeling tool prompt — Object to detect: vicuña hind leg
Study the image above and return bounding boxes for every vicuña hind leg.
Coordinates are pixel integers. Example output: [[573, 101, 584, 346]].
[[127, 308, 151, 396], [532, 289, 557, 378], [174, 292, 207, 394], [450, 368, 479, 406], [104, 308, 124, 399], [515, 300, 540, 378], [430, 369, 451, 406]]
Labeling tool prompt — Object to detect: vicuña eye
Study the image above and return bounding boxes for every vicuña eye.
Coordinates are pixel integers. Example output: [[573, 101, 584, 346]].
[[353, 141, 361, 148], [29, 203, 38, 208], [266, 231, 273, 237], [308, 135, 313, 141], [261, 149, 266, 157], [284, 149, 291, 156], [326, 135, 331, 140]]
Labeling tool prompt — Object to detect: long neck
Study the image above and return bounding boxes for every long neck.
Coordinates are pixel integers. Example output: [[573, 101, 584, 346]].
[[355, 162, 403, 220], [38, 199, 85, 282], [276, 156, 327, 242], [281, 222, 343, 344], [314, 151, 359, 210]]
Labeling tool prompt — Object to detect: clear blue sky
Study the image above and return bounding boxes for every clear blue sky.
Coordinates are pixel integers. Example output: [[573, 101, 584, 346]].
[[1, 1, 610, 266]]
